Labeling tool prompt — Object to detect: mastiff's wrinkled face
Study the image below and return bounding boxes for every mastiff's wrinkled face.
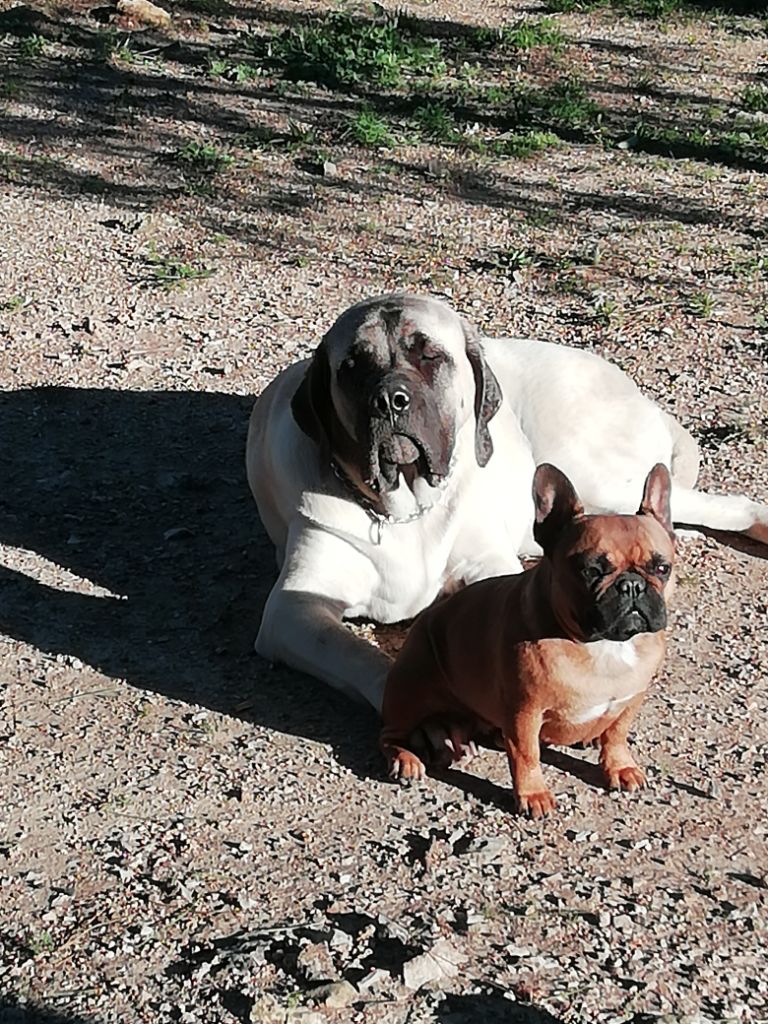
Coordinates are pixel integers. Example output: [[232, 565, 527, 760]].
[[291, 294, 502, 503]]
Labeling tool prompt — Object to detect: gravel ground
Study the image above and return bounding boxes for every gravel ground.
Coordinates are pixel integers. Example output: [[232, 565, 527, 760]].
[[1, 1, 767, 1022]]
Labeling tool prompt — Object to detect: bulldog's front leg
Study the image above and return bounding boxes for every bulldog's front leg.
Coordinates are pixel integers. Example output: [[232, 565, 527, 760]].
[[503, 708, 557, 818], [598, 695, 647, 792]]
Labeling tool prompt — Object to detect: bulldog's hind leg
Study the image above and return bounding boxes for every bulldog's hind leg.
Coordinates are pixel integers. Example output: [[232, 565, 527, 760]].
[[379, 662, 433, 782], [415, 718, 481, 769]]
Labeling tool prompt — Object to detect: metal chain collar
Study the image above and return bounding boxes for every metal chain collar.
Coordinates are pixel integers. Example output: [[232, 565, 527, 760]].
[[329, 457, 455, 545]]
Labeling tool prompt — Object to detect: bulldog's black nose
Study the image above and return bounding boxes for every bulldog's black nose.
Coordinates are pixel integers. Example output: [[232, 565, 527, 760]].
[[617, 573, 646, 600], [372, 384, 411, 419]]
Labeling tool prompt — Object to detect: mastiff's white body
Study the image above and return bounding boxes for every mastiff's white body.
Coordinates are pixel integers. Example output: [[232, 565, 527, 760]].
[[247, 294, 767, 711]]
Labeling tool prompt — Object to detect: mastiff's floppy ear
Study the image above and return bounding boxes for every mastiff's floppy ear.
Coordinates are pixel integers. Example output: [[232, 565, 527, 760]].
[[533, 463, 585, 556], [291, 340, 334, 456], [462, 320, 502, 468]]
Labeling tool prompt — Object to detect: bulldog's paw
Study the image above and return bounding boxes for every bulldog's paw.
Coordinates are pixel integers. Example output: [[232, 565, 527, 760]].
[[445, 727, 480, 766], [418, 721, 479, 769], [515, 788, 557, 819], [605, 764, 646, 792], [389, 750, 426, 784]]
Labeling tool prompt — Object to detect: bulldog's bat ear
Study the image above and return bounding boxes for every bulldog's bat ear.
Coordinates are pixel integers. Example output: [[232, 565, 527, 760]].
[[638, 462, 674, 537], [462, 319, 502, 468], [533, 463, 585, 554], [291, 339, 333, 454]]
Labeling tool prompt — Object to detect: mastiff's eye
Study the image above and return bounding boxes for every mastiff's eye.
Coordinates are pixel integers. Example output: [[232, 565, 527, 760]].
[[655, 562, 672, 579], [412, 332, 442, 364]]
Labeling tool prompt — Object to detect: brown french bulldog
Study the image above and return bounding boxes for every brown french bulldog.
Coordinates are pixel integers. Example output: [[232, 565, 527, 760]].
[[380, 462, 676, 817]]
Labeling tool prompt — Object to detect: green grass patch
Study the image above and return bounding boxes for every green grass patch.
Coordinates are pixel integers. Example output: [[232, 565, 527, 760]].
[[29, 931, 55, 955], [457, 17, 565, 50], [413, 101, 461, 142], [408, 75, 596, 150], [496, 18, 565, 49], [142, 244, 216, 288], [109, 39, 152, 64], [257, 13, 564, 93], [533, 77, 601, 131], [729, 253, 768, 277], [18, 33, 47, 59], [544, 0, 683, 14], [469, 129, 559, 158], [208, 57, 263, 83], [224, 8, 763, 174], [0, 78, 21, 99], [742, 84, 768, 112], [286, 120, 318, 147], [467, 77, 601, 136], [261, 12, 445, 89], [1, 296, 25, 312], [688, 290, 715, 318], [491, 129, 560, 157], [236, 125, 285, 149], [635, 116, 768, 166], [472, 247, 537, 275], [348, 108, 395, 147], [175, 141, 233, 172], [93, 31, 152, 65], [476, 84, 517, 107]]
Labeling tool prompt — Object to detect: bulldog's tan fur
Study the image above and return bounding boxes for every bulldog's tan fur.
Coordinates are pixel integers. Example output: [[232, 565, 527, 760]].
[[380, 463, 676, 817]]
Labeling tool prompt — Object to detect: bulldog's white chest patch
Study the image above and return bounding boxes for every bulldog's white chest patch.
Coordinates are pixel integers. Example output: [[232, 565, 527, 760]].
[[569, 691, 640, 725], [568, 638, 643, 725], [587, 638, 639, 670]]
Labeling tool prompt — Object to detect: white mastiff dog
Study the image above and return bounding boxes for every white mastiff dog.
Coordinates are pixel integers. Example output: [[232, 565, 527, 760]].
[[247, 293, 767, 711]]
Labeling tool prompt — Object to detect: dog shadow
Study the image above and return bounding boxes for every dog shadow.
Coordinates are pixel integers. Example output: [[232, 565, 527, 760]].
[[691, 526, 768, 561], [0, 1001, 96, 1024], [0, 386, 380, 777], [436, 993, 564, 1023], [426, 742, 606, 814], [2, 387, 764, 792]]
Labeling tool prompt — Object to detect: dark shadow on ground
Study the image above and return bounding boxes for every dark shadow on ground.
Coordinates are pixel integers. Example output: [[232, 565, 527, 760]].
[[437, 992, 564, 1023], [428, 740, 605, 811], [1, 388, 764, 793], [0, 1001, 97, 1024], [682, 526, 768, 561], [0, 387, 380, 777]]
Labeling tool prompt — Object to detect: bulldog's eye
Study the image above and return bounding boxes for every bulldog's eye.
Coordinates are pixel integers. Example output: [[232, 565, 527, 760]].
[[581, 565, 604, 584], [655, 562, 672, 579]]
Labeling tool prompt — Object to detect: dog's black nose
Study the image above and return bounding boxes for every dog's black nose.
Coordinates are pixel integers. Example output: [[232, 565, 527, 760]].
[[617, 573, 646, 600], [372, 385, 411, 419]]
